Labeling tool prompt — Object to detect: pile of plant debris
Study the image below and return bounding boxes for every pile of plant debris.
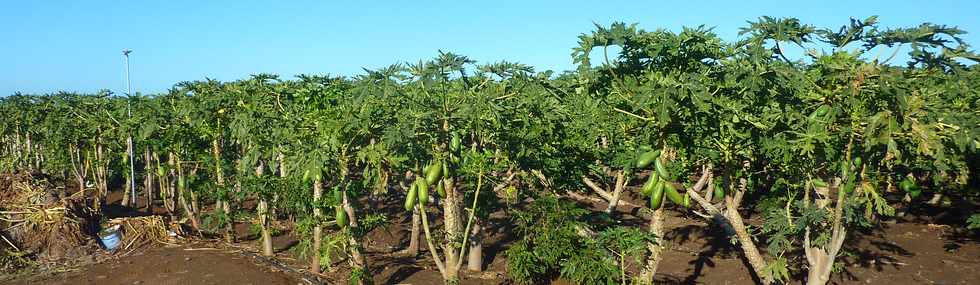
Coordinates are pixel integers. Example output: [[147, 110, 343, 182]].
[[0, 172, 100, 271]]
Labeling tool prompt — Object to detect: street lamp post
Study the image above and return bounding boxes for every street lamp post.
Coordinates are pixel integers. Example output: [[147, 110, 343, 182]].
[[123, 49, 136, 207]]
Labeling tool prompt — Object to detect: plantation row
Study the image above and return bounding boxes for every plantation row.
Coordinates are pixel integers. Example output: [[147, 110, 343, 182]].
[[1, 17, 978, 284]]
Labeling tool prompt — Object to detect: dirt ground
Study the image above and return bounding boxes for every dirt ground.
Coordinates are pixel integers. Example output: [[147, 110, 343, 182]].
[[6, 244, 298, 285], [5, 188, 979, 285], [8, 212, 977, 285]]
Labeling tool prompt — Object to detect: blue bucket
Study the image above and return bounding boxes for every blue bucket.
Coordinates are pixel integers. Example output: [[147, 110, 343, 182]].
[[100, 225, 122, 250]]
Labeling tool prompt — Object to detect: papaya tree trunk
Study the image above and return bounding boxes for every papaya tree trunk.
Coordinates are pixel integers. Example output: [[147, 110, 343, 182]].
[[166, 152, 177, 214], [121, 144, 131, 207], [442, 177, 464, 281], [127, 134, 136, 206], [273, 151, 285, 217], [341, 188, 370, 285], [211, 139, 234, 242], [190, 167, 201, 215], [122, 135, 134, 207], [804, 178, 847, 285], [466, 218, 484, 272], [407, 205, 421, 256], [142, 149, 153, 211], [311, 179, 323, 273], [725, 184, 772, 285], [255, 162, 274, 256], [68, 144, 86, 195], [176, 155, 201, 232], [639, 207, 666, 283], [604, 171, 627, 213]]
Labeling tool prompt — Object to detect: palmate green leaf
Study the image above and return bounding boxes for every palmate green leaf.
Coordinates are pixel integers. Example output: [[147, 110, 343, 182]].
[[764, 256, 792, 283]]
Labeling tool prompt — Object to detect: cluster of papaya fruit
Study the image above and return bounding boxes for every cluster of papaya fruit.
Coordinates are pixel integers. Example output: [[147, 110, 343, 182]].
[[404, 160, 448, 211], [635, 149, 690, 210], [403, 132, 461, 211]]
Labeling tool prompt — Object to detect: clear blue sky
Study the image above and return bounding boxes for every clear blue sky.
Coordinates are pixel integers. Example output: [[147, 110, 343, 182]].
[[2, 0, 978, 96]]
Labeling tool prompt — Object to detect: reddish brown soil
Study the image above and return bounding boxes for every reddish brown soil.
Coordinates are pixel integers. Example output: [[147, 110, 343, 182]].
[[651, 211, 980, 285], [5, 186, 978, 284], [6, 244, 298, 285]]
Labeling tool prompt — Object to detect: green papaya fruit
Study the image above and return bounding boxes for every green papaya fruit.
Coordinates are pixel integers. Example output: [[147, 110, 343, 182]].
[[404, 184, 417, 212], [435, 180, 446, 197], [335, 206, 348, 228], [664, 182, 683, 205], [418, 180, 429, 205], [655, 159, 669, 179], [650, 180, 665, 210], [635, 150, 662, 168], [641, 173, 659, 196], [425, 162, 443, 185]]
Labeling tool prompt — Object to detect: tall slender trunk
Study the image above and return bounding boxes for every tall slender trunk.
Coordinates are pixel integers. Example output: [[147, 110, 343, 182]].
[[258, 199, 273, 255], [272, 151, 285, 217], [163, 152, 176, 216], [69, 144, 86, 195], [255, 162, 274, 256], [467, 218, 484, 272], [35, 144, 43, 170], [92, 142, 107, 212], [127, 135, 136, 206], [311, 179, 323, 273], [144, 150, 154, 213], [122, 136, 134, 207], [804, 178, 847, 285], [726, 196, 771, 285], [341, 188, 370, 285], [189, 163, 200, 214], [442, 177, 464, 281], [176, 155, 201, 232], [24, 132, 32, 171], [639, 207, 666, 283], [407, 206, 421, 256], [212, 139, 234, 242], [122, 175, 131, 207]]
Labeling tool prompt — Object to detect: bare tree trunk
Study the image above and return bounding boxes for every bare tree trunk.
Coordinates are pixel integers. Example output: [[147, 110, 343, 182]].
[[122, 136, 133, 207], [166, 152, 177, 214], [341, 189, 371, 285], [311, 179, 323, 273], [604, 171, 627, 213], [94, 142, 108, 211], [273, 151, 285, 217], [121, 175, 131, 207], [726, 193, 771, 285], [804, 178, 847, 285], [256, 162, 274, 256], [639, 207, 666, 283], [69, 144, 86, 196], [258, 199, 273, 255], [24, 132, 32, 171], [189, 166, 200, 215], [144, 149, 153, 213], [442, 177, 464, 281], [211, 139, 234, 242], [467, 218, 483, 272], [407, 205, 421, 256], [127, 134, 135, 206], [686, 169, 771, 285], [176, 155, 201, 232]]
